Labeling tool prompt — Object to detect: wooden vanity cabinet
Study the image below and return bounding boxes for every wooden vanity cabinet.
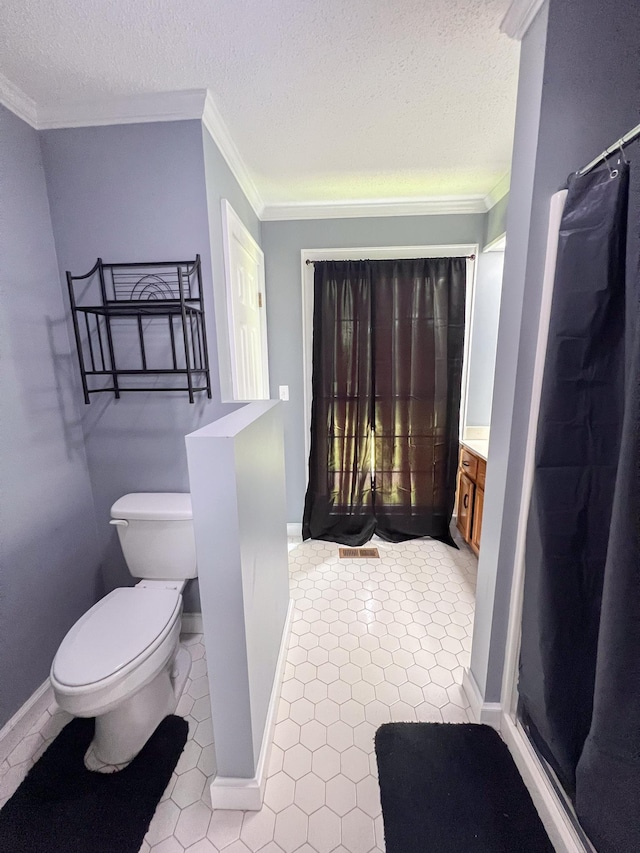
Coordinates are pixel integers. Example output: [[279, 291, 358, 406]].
[[456, 444, 486, 555], [471, 484, 484, 552], [457, 473, 475, 542]]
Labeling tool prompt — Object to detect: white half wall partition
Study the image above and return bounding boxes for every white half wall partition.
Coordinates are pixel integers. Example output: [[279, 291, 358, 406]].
[[185, 401, 292, 810]]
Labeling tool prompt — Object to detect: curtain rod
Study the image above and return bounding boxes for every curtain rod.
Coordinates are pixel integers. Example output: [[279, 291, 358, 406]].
[[578, 120, 640, 176], [305, 254, 476, 265]]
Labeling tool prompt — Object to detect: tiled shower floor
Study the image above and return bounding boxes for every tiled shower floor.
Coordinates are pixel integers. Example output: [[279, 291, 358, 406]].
[[0, 534, 477, 852]]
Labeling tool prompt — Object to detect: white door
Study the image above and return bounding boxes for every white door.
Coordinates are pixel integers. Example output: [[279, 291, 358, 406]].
[[222, 199, 269, 399]]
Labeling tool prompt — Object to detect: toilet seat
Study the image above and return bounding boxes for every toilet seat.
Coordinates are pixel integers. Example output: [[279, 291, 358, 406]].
[[52, 587, 181, 690]]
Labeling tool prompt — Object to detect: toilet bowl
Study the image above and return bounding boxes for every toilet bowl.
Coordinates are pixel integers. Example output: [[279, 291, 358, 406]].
[[51, 493, 198, 765]]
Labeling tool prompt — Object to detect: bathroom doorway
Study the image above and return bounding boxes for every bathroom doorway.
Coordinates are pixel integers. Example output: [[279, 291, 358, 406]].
[[301, 246, 478, 547]]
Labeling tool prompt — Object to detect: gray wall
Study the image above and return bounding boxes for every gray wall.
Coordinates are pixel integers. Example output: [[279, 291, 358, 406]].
[[0, 105, 101, 726], [484, 193, 509, 248], [262, 213, 486, 521], [465, 251, 504, 428], [471, 0, 640, 701], [39, 120, 251, 610], [187, 402, 289, 780]]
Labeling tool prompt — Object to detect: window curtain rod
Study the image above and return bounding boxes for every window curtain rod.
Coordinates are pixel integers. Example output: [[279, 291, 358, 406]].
[[305, 254, 476, 265], [578, 120, 640, 176]]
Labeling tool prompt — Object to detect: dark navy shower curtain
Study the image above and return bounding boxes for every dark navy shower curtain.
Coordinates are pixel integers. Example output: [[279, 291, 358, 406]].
[[519, 162, 640, 852], [575, 282, 640, 851]]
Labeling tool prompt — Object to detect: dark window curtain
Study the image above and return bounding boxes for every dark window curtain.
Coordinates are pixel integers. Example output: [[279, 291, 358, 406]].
[[373, 259, 466, 543], [302, 257, 466, 547], [518, 165, 629, 803], [303, 261, 376, 545]]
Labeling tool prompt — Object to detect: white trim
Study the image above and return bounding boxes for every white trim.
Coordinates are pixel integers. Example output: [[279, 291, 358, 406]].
[[0, 76, 505, 222], [500, 190, 567, 717], [462, 667, 501, 728], [0, 679, 53, 764], [481, 704, 502, 728], [202, 92, 264, 218], [501, 0, 547, 40], [484, 233, 507, 253], [0, 71, 38, 127], [495, 192, 587, 852], [37, 88, 208, 130], [460, 252, 479, 445], [221, 198, 270, 400], [210, 599, 294, 810], [0, 81, 265, 220], [301, 252, 314, 474], [210, 769, 264, 811], [485, 172, 511, 209], [301, 245, 478, 475], [262, 196, 488, 221], [462, 668, 482, 720], [287, 523, 302, 539], [181, 612, 204, 634], [502, 713, 589, 853]]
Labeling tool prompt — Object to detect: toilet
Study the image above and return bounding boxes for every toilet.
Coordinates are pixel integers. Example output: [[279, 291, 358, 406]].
[[50, 493, 197, 766]]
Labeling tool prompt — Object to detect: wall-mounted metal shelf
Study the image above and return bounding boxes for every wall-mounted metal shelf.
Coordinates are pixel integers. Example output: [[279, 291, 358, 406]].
[[67, 256, 212, 404]]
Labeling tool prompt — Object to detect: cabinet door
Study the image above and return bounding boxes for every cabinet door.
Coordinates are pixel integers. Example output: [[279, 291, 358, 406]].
[[471, 487, 484, 553], [460, 447, 479, 481], [456, 473, 475, 542], [476, 458, 487, 491]]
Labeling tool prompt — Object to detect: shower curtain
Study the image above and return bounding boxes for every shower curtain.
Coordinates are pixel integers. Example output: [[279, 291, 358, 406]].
[[519, 162, 640, 852], [575, 288, 640, 851]]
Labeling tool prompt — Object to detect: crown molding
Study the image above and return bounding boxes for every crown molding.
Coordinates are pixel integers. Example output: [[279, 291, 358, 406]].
[[36, 89, 207, 129], [202, 91, 264, 218], [261, 195, 488, 221], [0, 73, 504, 224], [0, 72, 37, 127], [500, 0, 546, 40], [2, 80, 265, 218], [484, 172, 511, 209]]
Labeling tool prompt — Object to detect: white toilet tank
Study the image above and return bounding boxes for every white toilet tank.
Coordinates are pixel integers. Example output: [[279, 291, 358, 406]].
[[110, 493, 197, 580]]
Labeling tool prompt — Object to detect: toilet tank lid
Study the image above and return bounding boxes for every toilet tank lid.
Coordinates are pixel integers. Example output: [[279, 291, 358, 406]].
[[111, 492, 192, 521]]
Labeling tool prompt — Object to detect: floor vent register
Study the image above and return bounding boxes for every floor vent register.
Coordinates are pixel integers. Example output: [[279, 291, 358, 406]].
[[338, 547, 380, 559]]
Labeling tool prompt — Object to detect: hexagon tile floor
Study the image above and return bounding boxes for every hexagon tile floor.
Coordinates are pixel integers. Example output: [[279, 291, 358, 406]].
[[0, 534, 477, 853]]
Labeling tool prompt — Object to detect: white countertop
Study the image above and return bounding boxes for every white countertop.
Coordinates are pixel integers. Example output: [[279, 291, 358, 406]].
[[460, 438, 489, 461]]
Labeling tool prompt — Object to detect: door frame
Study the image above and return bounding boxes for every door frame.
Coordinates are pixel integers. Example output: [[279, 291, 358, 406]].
[[300, 244, 479, 484], [221, 198, 270, 400], [493, 191, 592, 853], [499, 192, 568, 717]]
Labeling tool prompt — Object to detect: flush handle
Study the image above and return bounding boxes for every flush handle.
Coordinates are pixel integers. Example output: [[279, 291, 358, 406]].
[[109, 519, 129, 527]]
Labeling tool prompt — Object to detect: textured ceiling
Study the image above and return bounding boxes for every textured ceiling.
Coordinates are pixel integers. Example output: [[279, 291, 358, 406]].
[[0, 0, 519, 206]]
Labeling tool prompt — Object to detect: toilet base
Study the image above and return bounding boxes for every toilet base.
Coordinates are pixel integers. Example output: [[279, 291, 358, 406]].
[[92, 643, 192, 765]]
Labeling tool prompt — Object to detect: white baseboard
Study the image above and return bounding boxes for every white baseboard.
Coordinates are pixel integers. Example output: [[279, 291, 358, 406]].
[[462, 667, 501, 728], [0, 679, 53, 764], [210, 772, 264, 811], [461, 667, 588, 853], [210, 599, 294, 810], [286, 523, 302, 539], [181, 612, 203, 634], [501, 712, 588, 853]]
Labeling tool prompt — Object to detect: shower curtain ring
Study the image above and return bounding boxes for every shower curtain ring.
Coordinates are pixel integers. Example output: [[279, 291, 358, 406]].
[[604, 152, 618, 179], [618, 141, 629, 165]]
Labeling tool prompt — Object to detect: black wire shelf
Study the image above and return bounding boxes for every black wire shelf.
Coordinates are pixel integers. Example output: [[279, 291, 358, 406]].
[[67, 256, 212, 404]]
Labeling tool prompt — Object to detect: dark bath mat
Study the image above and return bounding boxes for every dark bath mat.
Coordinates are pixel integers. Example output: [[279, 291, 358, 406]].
[[0, 715, 188, 853], [375, 722, 554, 853]]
